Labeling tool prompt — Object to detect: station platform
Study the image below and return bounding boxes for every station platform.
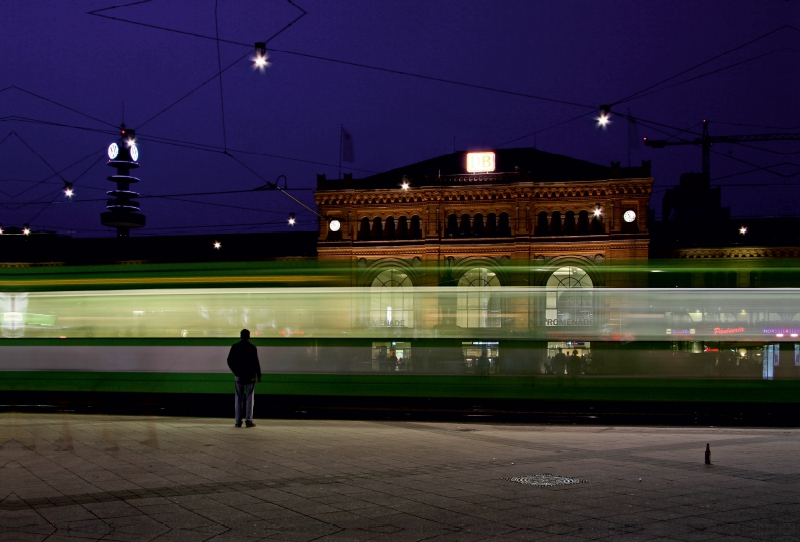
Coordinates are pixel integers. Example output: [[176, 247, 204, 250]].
[[1, 413, 798, 541]]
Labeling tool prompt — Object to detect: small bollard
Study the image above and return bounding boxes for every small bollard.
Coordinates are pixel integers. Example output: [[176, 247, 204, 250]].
[[705, 443, 711, 465]]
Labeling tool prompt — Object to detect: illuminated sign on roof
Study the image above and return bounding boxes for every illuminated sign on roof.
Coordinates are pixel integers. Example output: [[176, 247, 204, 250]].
[[466, 152, 495, 173]]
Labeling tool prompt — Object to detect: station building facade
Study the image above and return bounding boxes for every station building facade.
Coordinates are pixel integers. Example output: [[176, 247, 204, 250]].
[[315, 148, 653, 286], [314, 148, 653, 361]]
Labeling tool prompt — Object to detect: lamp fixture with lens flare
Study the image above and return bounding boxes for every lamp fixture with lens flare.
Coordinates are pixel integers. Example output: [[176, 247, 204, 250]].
[[253, 42, 269, 71], [64, 183, 74, 198], [288, 213, 296, 226], [596, 105, 611, 128]]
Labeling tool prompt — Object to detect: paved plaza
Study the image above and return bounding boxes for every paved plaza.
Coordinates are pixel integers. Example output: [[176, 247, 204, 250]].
[[1, 413, 798, 541]]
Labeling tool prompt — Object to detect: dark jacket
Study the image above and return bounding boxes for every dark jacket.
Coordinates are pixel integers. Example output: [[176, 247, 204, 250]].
[[227, 340, 262, 380]]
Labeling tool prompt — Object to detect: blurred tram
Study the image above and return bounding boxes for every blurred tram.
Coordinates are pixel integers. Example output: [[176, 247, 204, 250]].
[[2, 261, 800, 410]]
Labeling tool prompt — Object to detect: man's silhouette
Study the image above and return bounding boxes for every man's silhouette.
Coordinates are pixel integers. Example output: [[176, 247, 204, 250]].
[[227, 329, 262, 427]]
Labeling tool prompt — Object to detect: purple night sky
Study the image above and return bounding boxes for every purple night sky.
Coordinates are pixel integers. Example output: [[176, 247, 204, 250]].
[[1, 1, 798, 237]]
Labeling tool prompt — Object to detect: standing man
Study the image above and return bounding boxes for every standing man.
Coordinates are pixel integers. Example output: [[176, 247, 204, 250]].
[[227, 329, 262, 428]]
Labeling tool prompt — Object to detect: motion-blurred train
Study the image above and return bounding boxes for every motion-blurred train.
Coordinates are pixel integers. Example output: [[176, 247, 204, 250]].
[[2, 260, 800, 411]]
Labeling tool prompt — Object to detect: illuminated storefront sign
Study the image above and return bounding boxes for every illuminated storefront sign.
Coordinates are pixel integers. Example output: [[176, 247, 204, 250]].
[[666, 328, 696, 335], [763, 328, 800, 337], [713, 327, 745, 335], [546, 318, 593, 326], [466, 152, 495, 173]]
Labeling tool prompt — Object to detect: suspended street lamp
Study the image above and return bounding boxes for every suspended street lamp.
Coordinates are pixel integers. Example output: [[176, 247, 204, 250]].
[[253, 42, 269, 71], [596, 105, 611, 128]]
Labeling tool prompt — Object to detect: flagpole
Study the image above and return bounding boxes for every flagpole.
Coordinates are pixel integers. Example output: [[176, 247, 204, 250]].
[[627, 108, 631, 168], [338, 124, 343, 180]]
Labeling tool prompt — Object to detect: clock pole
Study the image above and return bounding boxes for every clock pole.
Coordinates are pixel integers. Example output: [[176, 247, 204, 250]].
[[101, 125, 146, 237]]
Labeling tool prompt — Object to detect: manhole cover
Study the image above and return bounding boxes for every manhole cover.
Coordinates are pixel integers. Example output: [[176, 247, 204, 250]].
[[504, 474, 587, 487]]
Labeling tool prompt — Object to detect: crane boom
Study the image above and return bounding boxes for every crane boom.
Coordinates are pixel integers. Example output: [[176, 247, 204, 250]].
[[643, 120, 800, 177]]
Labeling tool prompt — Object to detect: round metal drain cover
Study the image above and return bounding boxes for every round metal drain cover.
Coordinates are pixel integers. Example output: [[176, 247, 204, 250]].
[[504, 474, 587, 487]]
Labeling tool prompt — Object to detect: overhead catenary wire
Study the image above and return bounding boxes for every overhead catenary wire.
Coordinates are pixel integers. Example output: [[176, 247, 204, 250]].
[[214, 0, 227, 151], [2, 115, 379, 173], [224, 151, 322, 218], [498, 25, 799, 146], [131, 1, 307, 129], [87, 2, 594, 111], [620, 48, 797, 105], [610, 24, 800, 106], [0, 86, 118, 129], [24, 153, 107, 223]]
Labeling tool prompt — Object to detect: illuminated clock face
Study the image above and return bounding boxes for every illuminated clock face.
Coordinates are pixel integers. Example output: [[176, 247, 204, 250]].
[[107, 142, 119, 160], [623, 210, 637, 223], [130, 145, 139, 161], [329, 219, 341, 232]]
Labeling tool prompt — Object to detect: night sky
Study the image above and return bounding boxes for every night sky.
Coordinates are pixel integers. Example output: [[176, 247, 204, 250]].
[[1, 1, 798, 237]]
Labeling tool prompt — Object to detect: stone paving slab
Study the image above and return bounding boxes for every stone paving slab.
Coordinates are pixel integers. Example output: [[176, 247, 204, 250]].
[[1, 413, 799, 541]]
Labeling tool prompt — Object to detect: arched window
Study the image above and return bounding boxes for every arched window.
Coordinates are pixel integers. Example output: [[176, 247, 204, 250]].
[[460, 214, 471, 237], [577, 211, 589, 234], [446, 214, 458, 238], [545, 266, 593, 327], [410, 215, 422, 238], [473, 214, 485, 237], [564, 211, 575, 235], [384, 217, 396, 240], [370, 269, 414, 328], [536, 211, 549, 236], [359, 217, 371, 241], [486, 213, 497, 236], [457, 268, 501, 328], [551, 211, 562, 235], [371, 217, 383, 240], [498, 213, 511, 236], [397, 216, 409, 239]]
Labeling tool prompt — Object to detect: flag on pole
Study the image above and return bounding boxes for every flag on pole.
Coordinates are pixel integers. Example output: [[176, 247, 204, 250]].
[[627, 109, 640, 149], [341, 127, 355, 163]]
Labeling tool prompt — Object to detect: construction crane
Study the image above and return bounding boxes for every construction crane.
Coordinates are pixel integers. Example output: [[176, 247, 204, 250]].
[[643, 120, 800, 178]]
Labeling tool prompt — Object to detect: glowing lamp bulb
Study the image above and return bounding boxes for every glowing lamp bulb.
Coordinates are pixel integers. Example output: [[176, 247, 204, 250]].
[[0, 227, 3, 234], [64, 187, 74, 198], [23, 227, 31, 236], [126, 138, 135, 147], [288, 213, 296, 226], [401, 182, 409, 190], [739, 226, 748, 235], [253, 45, 270, 72], [213, 241, 221, 249], [596, 112, 610, 127], [593, 208, 602, 217], [329, 219, 341, 232]]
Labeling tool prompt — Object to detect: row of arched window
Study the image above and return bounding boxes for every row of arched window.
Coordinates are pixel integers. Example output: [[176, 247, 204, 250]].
[[358, 216, 422, 241], [368, 266, 594, 329], [355, 210, 607, 240], [536, 211, 604, 236], [445, 213, 512, 238]]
